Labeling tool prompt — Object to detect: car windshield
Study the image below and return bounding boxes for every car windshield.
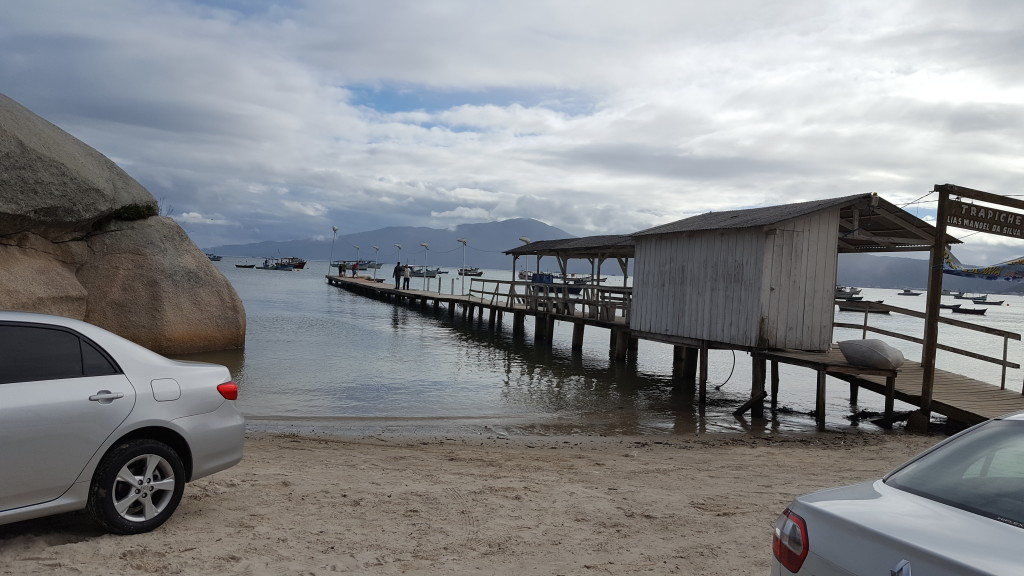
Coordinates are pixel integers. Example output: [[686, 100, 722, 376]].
[[885, 420, 1024, 529]]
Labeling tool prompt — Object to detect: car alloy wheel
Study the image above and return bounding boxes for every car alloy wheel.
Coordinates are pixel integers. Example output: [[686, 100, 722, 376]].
[[87, 439, 185, 534]]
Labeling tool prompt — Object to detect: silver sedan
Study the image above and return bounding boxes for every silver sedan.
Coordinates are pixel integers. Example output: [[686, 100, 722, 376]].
[[0, 311, 244, 534], [771, 411, 1024, 575]]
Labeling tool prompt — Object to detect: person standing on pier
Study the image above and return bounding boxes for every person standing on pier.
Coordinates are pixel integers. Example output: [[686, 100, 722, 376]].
[[338, 262, 345, 277], [393, 262, 403, 289], [402, 264, 411, 289]]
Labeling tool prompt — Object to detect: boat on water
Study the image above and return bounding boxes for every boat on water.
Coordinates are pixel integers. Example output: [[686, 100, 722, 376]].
[[836, 300, 889, 314], [235, 264, 256, 269], [954, 292, 981, 300], [836, 295, 863, 301], [409, 266, 442, 277], [256, 258, 295, 271], [952, 307, 987, 315], [941, 289, 962, 296], [898, 289, 923, 296], [835, 285, 861, 298], [939, 303, 961, 309], [974, 300, 1005, 306], [458, 267, 484, 276], [205, 253, 222, 261], [276, 257, 306, 270], [331, 260, 383, 271]]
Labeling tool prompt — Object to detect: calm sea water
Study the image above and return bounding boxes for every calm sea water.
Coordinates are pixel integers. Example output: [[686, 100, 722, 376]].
[[174, 259, 1024, 437]]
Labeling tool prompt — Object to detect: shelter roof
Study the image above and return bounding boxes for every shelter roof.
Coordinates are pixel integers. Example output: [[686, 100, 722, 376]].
[[632, 193, 960, 253], [503, 234, 634, 259]]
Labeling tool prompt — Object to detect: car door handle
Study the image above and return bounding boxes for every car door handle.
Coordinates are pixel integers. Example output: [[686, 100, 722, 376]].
[[89, 390, 125, 403]]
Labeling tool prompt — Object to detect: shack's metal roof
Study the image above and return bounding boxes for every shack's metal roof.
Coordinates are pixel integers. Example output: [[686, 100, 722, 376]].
[[503, 234, 634, 258], [632, 193, 959, 253]]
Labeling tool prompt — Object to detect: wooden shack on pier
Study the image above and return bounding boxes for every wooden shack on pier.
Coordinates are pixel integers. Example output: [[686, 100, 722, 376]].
[[630, 193, 957, 351]]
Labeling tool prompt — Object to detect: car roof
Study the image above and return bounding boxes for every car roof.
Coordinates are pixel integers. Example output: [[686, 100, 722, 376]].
[[0, 310, 169, 365]]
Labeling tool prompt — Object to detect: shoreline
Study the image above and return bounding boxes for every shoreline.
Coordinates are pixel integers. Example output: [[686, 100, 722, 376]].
[[1, 429, 942, 576]]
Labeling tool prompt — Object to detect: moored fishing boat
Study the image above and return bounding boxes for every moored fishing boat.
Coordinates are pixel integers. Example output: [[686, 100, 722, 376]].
[[458, 267, 484, 276], [256, 258, 295, 271], [331, 260, 382, 271], [835, 285, 861, 298], [277, 256, 306, 269], [409, 266, 442, 277], [952, 306, 986, 315], [836, 300, 889, 314]]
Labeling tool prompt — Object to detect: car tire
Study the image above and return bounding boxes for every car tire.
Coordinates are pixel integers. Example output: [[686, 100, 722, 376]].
[[86, 439, 185, 534]]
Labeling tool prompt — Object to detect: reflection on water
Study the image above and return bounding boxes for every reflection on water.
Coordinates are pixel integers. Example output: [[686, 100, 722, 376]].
[[174, 260, 1017, 437]]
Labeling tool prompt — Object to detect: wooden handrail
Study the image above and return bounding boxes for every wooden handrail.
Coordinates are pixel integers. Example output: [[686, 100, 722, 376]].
[[834, 299, 1022, 391]]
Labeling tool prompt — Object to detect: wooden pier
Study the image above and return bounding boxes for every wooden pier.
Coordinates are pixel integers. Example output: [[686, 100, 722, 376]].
[[328, 274, 1024, 431]]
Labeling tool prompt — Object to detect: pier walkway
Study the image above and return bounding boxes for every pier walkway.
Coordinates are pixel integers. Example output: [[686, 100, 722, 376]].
[[327, 275, 1024, 430]]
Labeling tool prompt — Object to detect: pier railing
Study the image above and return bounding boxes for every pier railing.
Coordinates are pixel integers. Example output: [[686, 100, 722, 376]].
[[467, 278, 632, 323], [833, 300, 1023, 393]]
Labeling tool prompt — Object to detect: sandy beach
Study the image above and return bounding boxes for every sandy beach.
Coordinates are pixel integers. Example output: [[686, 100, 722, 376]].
[[0, 430, 942, 576]]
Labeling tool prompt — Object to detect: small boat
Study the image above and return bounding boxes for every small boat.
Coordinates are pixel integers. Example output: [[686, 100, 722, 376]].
[[941, 289, 962, 296], [458, 267, 484, 276], [974, 300, 1005, 306], [256, 258, 295, 271], [939, 303, 961, 309], [836, 295, 864, 301], [952, 307, 986, 315], [235, 264, 256, 269], [898, 289, 922, 296], [277, 257, 306, 270], [955, 293, 980, 300], [837, 300, 889, 314], [205, 253, 222, 261], [331, 260, 383, 271], [835, 285, 862, 298], [409, 266, 442, 277]]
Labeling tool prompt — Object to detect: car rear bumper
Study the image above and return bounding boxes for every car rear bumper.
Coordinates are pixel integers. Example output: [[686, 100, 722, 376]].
[[175, 401, 245, 481]]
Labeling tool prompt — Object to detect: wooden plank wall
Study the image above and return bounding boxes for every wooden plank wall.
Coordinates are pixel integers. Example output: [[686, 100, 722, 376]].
[[633, 209, 839, 350], [633, 230, 763, 346], [760, 209, 838, 350]]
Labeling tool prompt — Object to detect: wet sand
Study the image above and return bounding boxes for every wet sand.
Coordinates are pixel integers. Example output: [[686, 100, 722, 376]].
[[0, 430, 941, 576]]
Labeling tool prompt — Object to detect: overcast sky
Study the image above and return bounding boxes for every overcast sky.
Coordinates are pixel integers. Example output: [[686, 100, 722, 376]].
[[3, 0, 1024, 262]]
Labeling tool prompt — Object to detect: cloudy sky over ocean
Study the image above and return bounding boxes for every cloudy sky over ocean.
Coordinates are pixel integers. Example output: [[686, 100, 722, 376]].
[[3, 1, 1024, 262]]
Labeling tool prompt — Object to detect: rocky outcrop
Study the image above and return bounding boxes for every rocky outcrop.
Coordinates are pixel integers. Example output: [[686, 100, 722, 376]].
[[0, 93, 245, 353]]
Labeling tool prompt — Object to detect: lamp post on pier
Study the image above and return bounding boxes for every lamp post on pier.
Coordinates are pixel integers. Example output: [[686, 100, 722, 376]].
[[352, 245, 360, 276], [518, 236, 532, 280], [372, 246, 379, 280], [457, 238, 468, 295], [419, 243, 430, 290], [394, 244, 403, 288], [328, 226, 338, 275]]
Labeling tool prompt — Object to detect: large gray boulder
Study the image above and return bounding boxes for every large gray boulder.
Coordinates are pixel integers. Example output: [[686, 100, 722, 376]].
[[0, 93, 245, 353]]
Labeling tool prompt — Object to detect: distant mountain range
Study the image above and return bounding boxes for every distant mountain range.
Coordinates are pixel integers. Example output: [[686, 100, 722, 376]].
[[839, 253, 1024, 295], [207, 219, 1024, 293], [205, 218, 584, 271]]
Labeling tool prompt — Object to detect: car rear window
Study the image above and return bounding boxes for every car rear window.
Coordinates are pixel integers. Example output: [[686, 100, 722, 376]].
[[0, 324, 120, 384], [885, 420, 1024, 529]]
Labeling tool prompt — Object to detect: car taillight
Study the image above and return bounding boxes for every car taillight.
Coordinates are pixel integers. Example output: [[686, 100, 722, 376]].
[[217, 381, 239, 400], [773, 508, 808, 573]]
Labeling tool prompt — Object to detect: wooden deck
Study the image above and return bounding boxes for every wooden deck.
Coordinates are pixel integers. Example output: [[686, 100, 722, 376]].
[[326, 275, 630, 347], [762, 347, 1024, 429], [328, 275, 1024, 430]]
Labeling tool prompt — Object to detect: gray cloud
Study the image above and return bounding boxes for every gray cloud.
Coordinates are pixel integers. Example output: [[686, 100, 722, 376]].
[[2, 0, 1024, 264]]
